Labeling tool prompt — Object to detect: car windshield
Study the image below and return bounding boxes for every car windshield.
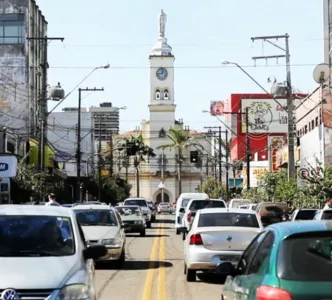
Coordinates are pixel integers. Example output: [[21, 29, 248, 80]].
[[278, 231, 332, 281], [124, 199, 147, 207], [0, 215, 75, 257], [181, 198, 191, 208], [189, 200, 226, 210], [115, 206, 142, 216], [295, 210, 317, 220], [322, 210, 332, 220], [75, 209, 118, 226], [198, 213, 259, 228]]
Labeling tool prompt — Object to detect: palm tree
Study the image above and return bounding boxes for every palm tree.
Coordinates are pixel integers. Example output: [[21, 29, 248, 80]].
[[157, 127, 202, 195]]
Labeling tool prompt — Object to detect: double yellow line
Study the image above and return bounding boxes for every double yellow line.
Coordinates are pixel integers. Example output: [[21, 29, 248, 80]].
[[141, 222, 167, 300]]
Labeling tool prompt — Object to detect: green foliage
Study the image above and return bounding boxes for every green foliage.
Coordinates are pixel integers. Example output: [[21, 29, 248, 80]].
[[200, 177, 226, 199], [158, 127, 191, 150], [241, 188, 268, 203]]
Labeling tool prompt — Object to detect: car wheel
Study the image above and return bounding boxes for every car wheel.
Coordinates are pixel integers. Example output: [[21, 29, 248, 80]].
[[186, 269, 196, 282], [140, 229, 146, 237], [147, 221, 151, 229], [115, 249, 125, 268], [176, 228, 180, 235], [182, 231, 186, 241]]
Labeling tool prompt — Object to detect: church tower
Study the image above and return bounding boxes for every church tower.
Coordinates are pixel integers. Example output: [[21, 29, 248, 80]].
[[149, 10, 176, 141]]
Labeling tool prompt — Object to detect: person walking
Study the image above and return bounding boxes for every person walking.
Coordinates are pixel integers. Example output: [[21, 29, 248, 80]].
[[45, 193, 61, 206]]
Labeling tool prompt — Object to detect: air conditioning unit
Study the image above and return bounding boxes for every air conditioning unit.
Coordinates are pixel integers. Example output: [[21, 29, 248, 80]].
[[271, 82, 287, 97]]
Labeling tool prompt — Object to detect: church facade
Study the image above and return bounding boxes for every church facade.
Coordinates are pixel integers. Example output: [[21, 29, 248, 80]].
[[114, 10, 213, 203]]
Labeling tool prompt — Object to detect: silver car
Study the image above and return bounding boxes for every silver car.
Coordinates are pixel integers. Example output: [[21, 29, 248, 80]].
[[0, 205, 107, 299], [184, 208, 263, 282], [73, 204, 126, 268]]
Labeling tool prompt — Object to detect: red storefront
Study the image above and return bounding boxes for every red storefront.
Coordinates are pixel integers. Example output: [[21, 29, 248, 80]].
[[224, 93, 287, 165]]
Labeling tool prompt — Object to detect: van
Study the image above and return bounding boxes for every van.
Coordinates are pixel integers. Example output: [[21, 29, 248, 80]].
[[174, 192, 209, 234], [228, 198, 251, 209]]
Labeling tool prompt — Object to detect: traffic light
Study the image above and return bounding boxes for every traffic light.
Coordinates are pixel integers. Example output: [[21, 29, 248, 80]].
[[190, 151, 199, 163]]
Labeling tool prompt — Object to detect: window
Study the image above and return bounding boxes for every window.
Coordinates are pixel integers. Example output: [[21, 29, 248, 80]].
[[115, 206, 142, 216], [0, 215, 75, 256], [181, 198, 191, 208], [304, 125, 308, 134], [309, 122, 311, 131], [295, 209, 317, 220], [155, 89, 161, 99], [315, 116, 319, 126], [247, 232, 275, 274], [74, 209, 118, 226], [0, 14, 25, 44], [189, 200, 226, 210], [311, 120, 315, 130], [198, 212, 259, 228], [124, 199, 147, 207], [277, 231, 332, 281], [164, 89, 169, 99], [321, 210, 332, 220], [236, 231, 267, 274]]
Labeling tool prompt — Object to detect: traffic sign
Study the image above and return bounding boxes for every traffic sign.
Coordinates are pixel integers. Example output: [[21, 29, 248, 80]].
[[298, 168, 309, 180]]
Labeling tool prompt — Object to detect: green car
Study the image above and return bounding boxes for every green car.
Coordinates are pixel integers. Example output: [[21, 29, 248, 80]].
[[219, 220, 332, 300]]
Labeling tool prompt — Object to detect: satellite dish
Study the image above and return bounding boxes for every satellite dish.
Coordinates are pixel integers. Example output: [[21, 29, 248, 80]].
[[313, 63, 330, 84]]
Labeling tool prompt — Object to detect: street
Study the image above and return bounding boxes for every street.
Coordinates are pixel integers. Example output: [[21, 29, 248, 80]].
[[95, 215, 223, 300]]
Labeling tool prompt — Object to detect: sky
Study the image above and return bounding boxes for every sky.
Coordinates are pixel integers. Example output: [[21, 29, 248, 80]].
[[36, 0, 323, 134]]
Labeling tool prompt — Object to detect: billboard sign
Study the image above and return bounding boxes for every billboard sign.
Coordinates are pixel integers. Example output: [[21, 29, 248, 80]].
[[268, 136, 285, 172], [210, 101, 224, 116], [0, 155, 17, 177], [241, 99, 288, 133]]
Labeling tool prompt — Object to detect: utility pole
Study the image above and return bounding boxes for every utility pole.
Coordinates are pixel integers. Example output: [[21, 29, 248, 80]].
[[225, 129, 229, 198], [204, 126, 226, 187], [251, 34, 295, 179], [76, 87, 104, 202], [245, 107, 251, 190], [161, 148, 165, 203], [27, 36, 64, 172], [98, 118, 102, 202], [109, 130, 113, 177]]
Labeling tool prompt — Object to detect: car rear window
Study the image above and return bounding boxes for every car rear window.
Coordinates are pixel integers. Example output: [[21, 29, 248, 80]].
[[124, 199, 147, 207], [189, 200, 225, 210], [322, 210, 332, 220], [259, 203, 288, 216], [181, 198, 191, 208], [277, 231, 332, 281], [198, 213, 259, 228], [295, 210, 316, 220]]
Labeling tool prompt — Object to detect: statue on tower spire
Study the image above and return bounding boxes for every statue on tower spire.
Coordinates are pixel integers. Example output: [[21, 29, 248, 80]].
[[158, 9, 167, 37]]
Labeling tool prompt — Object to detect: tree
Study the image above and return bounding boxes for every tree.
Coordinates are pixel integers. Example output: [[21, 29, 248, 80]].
[[122, 134, 156, 197], [157, 127, 201, 195], [200, 177, 226, 199]]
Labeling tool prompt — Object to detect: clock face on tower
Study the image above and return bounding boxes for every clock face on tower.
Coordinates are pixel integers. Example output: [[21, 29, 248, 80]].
[[156, 67, 168, 80]]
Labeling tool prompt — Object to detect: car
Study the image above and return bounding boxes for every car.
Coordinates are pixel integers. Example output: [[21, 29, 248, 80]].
[[146, 200, 157, 221], [73, 204, 126, 268], [157, 202, 172, 214], [313, 208, 332, 220], [115, 205, 146, 236], [228, 199, 251, 209], [290, 208, 317, 221], [255, 202, 289, 226], [220, 220, 332, 300], [184, 208, 263, 282], [239, 204, 256, 210], [181, 198, 227, 240], [0, 205, 107, 299], [123, 198, 152, 228], [175, 193, 209, 235]]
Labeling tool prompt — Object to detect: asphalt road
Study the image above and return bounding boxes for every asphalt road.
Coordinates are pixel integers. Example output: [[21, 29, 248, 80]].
[[95, 214, 223, 300]]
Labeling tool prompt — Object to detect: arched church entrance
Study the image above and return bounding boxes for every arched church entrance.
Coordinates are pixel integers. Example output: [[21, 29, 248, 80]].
[[156, 193, 170, 203]]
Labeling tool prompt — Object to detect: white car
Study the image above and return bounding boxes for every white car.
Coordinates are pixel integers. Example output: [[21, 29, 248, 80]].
[[0, 205, 107, 299], [184, 208, 263, 282], [182, 198, 227, 239], [239, 204, 256, 210], [123, 198, 152, 228], [290, 208, 317, 221], [158, 202, 172, 214], [73, 204, 126, 268]]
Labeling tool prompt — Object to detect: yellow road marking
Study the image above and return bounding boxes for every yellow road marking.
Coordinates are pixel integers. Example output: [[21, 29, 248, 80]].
[[141, 224, 163, 300], [157, 224, 166, 300]]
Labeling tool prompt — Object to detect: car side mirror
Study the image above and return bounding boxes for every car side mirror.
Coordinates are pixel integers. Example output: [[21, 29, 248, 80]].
[[215, 262, 236, 276], [179, 208, 185, 213], [83, 245, 107, 260]]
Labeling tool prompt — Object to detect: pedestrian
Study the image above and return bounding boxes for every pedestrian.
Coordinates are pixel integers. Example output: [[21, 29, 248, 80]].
[[45, 193, 61, 206], [323, 198, 332, 209]]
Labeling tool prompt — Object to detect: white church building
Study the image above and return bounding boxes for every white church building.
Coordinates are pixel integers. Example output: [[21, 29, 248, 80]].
[[114, 10, 213, 203]]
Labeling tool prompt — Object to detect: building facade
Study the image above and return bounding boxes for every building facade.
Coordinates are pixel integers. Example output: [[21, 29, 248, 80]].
[[47, 109, 95, 177], [0, 0, 47, 138], [114, 10, 213, 202]]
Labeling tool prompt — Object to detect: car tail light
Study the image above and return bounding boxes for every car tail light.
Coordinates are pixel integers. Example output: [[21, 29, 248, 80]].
[[256, 285, 292, 300], [189, 233, 203, 245], [187, 211, 192, 223]]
